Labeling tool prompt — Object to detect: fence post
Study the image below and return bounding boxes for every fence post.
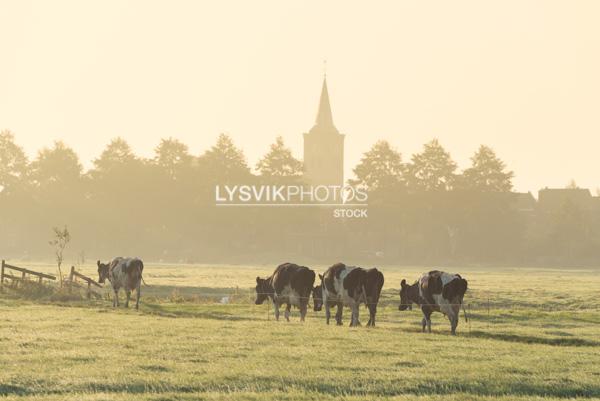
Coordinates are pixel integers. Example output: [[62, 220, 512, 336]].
[[68, 266, 75, 293], [0, 260, 4, 292], [487, 297, 490, 330]]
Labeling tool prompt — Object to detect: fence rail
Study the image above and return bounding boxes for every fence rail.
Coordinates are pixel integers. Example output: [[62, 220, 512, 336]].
[[68, 266, 102, 299], [0, 260, 56, 290]]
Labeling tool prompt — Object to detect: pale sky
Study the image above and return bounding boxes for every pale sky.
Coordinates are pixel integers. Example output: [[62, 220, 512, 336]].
[[1, 0, 599, 194]]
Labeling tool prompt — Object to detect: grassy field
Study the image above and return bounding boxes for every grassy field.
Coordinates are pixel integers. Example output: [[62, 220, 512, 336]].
[[1, 263, 600, 400]]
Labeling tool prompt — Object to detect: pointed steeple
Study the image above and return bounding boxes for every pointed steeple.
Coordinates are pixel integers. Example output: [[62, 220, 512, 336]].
[[314, 76, 335, 129]]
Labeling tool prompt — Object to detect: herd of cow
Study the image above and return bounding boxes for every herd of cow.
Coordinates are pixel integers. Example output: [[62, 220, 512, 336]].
[[255, 262, 468, 335], [96, 258, 469, 335]]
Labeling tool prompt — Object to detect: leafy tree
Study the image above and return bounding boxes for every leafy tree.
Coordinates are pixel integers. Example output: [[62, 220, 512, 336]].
[[406, 139, 457, 191], [548, 200, 591, 260], [0, 130, 29, 193], [198, 133, 250, 182], [565, 179, 578, 189], [93, 137, 138, 175], [256, 136, 302, 178], [153, 137, 192, 180], [30, 141, 82, 190], [349, 140, 404, 191], [461, 145, 513, 192]]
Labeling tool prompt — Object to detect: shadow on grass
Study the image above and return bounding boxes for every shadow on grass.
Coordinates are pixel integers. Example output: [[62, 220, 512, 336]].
[[468, 330, 600, 347], [0, 384, 28, 396], [140, 285, 253, 300], [3, 377, 600, 399], [140, 302, 260, 322]]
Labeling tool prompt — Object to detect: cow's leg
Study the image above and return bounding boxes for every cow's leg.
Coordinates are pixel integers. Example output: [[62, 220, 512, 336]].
[[135, 282, 141, 310], [113, 287, 119, 307], [284, 303, 291, 322], [421, 306, 432, 333], [335, 302, 343, 326], [352, 303, 362, 327], [125, 289, 131, 308], [349, 303, 358, 327], [449, 303, 460, 335], [273, 301, 280, 321], [367, 305, 376, 327], [299, 298, 307, 322], [325, 302, 331, 325], [449, 314, 457, 335], [425, 310, 433, 333]]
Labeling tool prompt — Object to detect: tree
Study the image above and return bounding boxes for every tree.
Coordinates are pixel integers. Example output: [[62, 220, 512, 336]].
[[92, 137, 138, 176], [0, 130, 29, 193], [406, 139, 457, 191], [198, 133, 250, 182], [30, 141, 82, 190], [349, 140, 404, 191], [461, 145, 513, 192], [548, 200, 591, 260], [49, 225, 70, 286], [256, 136, 302, 178], [566, 179, 578, 189], [153, 137, 192, 180]]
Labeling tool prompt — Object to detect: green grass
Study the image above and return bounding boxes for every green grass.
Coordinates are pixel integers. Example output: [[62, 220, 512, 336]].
[[1, 263, 599, 400]]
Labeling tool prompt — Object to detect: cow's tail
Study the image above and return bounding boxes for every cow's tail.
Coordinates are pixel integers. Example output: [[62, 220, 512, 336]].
[[136, 261, 148, 286], [462, 302, 468, 322]]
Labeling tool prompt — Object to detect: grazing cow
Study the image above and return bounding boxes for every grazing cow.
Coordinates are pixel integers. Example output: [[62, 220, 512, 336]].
[[255, 263, 315, 322], [398, 270, 468, 335], [97, 257, 144, 310], [313, 263, 384, 327]]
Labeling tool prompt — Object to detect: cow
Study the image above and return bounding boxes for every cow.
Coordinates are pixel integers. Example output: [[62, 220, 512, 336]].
[[312, 263, 384, 327], [97, 257, 144, 310], [398, 270, 468, 335], [254, 263, 315, 322]]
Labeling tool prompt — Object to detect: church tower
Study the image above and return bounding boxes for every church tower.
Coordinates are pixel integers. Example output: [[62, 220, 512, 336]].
[[303, 77, 345, 188]]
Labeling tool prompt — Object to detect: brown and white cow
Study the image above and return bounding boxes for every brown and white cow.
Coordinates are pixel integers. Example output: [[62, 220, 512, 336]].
[[313, 263, 385, 327], [398, 270, 467, 335], [97, 257, 144, 310], [255, 262, 315, 322]]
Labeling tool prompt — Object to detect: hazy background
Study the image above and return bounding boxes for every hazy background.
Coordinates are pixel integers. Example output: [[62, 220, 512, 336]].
[[1, 0, 599, 193]]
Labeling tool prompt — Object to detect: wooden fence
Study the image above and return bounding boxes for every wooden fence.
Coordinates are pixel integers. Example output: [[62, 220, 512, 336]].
[[67, 266, 102, 299], [0, 260, 57, 290]]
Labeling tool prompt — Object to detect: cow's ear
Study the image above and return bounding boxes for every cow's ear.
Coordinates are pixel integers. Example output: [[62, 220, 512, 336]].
[[401, 279, 406, 288], [256, 276, 261, 284], [318, 274, 323, 281], [97, 260, 101, 267]]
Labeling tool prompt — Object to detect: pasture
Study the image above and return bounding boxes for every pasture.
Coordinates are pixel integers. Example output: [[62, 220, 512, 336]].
[[1, 263, 599, 401]]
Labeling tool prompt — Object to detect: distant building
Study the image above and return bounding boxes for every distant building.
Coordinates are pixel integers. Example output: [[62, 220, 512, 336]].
[[511, 192, 537, 214], [303, 77, 345, 189], [538, 188, 596, 212]]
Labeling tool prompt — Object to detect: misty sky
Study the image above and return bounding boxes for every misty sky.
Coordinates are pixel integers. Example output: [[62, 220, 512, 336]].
[[1, 0, 599, 194]]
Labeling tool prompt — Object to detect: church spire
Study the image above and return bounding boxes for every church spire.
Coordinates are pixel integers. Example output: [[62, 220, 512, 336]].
[[315, 76, 335, 128]]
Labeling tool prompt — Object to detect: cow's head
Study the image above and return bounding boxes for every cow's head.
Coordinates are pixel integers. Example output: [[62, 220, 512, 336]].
[[97, 260, 110, 284], [398, 279, 415, 311], [254, 277, 271, 305], [312, 274, 324, 311]]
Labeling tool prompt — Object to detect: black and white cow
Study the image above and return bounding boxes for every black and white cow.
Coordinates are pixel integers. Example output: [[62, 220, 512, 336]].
[[255, 263, 315, 322], [97, 257, 144, 310], [313, 263, 385, 327], [399, 270, 467, 335]]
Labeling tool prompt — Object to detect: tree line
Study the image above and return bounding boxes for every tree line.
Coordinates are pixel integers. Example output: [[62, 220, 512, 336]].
[[1, 129, 598, 265]]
